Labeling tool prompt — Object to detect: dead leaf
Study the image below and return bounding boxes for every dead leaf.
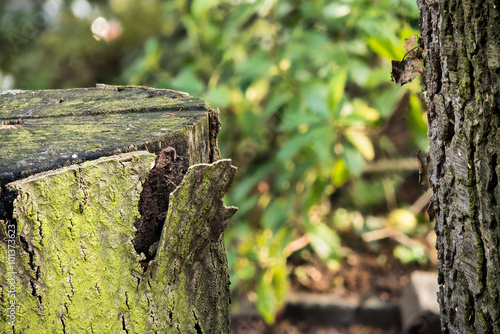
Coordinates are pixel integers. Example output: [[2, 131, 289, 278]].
[[391, 34, 424, 86], [404, 34, 419, 55]]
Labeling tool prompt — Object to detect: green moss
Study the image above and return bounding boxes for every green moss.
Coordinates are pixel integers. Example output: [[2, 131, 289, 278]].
[[478, 311, 492, 332], [449, 47, 458, 72], [0, 152, 155, 333]]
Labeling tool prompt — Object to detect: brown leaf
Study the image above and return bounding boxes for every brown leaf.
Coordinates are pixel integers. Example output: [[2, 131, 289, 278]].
[[391, 34, 424, 86], [404, 34, 417, 53]]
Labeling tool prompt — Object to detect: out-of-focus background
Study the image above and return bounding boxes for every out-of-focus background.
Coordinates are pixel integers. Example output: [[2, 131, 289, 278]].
[[0, 0, 436, 332]]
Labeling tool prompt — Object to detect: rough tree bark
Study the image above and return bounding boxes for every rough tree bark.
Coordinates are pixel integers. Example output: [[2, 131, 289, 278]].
[[417, 0, 500, 332]]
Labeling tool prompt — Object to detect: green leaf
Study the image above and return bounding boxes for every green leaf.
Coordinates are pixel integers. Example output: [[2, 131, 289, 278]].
[[262, 199, 288, 231], [277, 131, 312, 161], [230, 163, 274, 203], [271, 262, 289, 310], [331, 159, 349, 187], [204, 85, 231, 108], [304, 222, 341, 261], [343, 146, 365, 176], [367, 36, 404, 60], [236, 53, 274, 83], [393, 244, 427, 264], [191, 0, 218, 16], [328, 69, 348, 117], [263, 90, 292, 117], [256, 272, 277, 324], [170, 67, 204, 95], [303, 81, 329, 116], [256, 260, 289, 324]]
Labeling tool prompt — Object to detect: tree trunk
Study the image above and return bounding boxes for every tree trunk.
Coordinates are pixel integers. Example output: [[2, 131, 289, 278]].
[[417, 0, 500, 332], [0, 85, 236, 333]]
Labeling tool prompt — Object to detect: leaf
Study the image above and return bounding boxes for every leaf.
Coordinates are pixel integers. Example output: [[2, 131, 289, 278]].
[[343, 146, 365, 176], [262, 199, 288, 231], [367, 36, 404, 60], [331, 159, 349, 187], [204, 85, 231, 108], [386, 209, 417, 233], [256, 262, 289, 324], [345, 129, 375, 161], [256, 274, 277, 324], [391, 34, 424, 86], [328, 69, 348, 117], [407, 93, 429, 150], [304, 222, 341, 261], [393, 244, 427, 264], [170, 67, 204, 95]]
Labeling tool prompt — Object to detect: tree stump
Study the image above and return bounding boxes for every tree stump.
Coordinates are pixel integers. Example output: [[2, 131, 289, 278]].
[[0, 85, 237, 333]]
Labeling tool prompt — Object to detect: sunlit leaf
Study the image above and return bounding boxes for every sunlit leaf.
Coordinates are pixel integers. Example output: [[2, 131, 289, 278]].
[[331, 159, 349, 187], [246, 78, 270, 104], [345, 129, 375, 161], [191, 0, 218, 16], [271, 262, 289, 310], [367, 36, 404, 60], [328, 69, 348, 117], [256, 262, 289, 324], [387, 209, 417, 233]]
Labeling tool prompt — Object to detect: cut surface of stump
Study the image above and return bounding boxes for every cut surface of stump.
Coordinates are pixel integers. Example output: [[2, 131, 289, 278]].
[[0, 84, 218, 184]]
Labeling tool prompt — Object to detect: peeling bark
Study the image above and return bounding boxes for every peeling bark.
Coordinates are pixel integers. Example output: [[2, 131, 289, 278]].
[[417, 0, 500, 332]]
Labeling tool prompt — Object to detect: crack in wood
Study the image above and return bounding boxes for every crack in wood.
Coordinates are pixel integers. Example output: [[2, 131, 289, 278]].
[[29, 279, 42, 305], [133, 147, 187, 265], [60, 315, 66, 334], [125, 292, 130, 310], [121, 314, 129, 334]]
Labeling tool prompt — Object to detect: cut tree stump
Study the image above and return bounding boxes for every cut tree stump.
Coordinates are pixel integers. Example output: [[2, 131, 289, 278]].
[[0, 85, 237, 333]]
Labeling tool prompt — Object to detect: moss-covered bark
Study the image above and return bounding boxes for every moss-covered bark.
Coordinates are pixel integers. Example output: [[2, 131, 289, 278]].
[[417, 0, 500, 332], [0, 153, 236, 333]]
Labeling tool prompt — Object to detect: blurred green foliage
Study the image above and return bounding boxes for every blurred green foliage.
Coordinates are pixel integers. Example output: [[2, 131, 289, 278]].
[[0, 0, 431, 323]]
